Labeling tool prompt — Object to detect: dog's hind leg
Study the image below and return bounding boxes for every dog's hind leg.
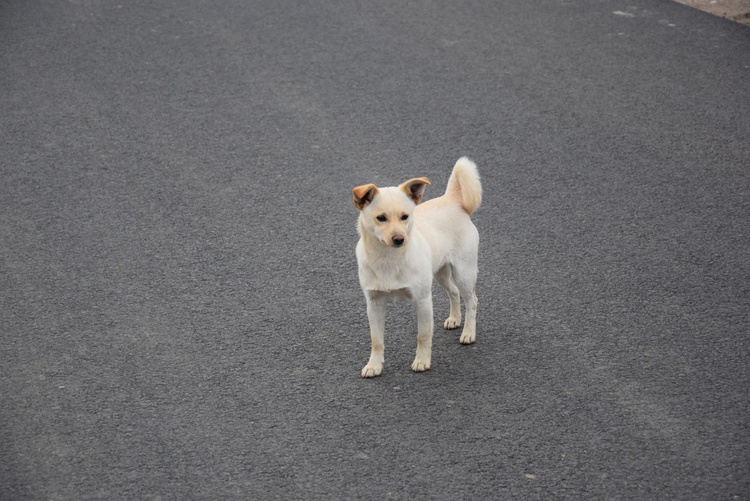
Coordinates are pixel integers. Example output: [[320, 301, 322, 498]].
[[435, 265, 462, 329], [454, 266, 478, 345], [362, 293, 386, 377], [411, 294, 433, 372], [459, 287, 477, 345]]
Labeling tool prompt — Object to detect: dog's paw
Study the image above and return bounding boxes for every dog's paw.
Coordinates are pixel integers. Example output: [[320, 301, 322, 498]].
[[361, 361, 383, 378], [411, 358, 431, 373], [459, 331, 476, 345], [444, 316, 461, 330]]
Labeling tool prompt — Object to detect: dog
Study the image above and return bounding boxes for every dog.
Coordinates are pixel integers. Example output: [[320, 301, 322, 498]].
[[352, 157, 482, 377]]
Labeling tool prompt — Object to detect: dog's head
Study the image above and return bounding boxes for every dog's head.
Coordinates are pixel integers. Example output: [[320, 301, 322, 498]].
[[352, 177, 430, 248]]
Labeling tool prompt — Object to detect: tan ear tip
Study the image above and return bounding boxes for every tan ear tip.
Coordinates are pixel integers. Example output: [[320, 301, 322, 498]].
[[352, 184, 379, 210], [352, 183, 377, 199]]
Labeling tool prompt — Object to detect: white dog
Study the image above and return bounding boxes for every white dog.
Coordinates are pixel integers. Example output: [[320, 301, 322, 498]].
[[352, 157, 482, 377]]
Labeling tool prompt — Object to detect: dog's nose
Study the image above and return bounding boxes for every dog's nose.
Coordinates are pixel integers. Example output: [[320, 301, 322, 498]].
[[392, 235, 405, 247]]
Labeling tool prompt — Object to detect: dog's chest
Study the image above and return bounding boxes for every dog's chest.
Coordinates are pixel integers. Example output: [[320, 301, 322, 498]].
[[358, 259, 411, 293]]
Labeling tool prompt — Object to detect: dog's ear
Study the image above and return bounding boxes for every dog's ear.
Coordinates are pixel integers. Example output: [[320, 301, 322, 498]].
[[400, 177, 431, 204], [352, 184, 379, 210]]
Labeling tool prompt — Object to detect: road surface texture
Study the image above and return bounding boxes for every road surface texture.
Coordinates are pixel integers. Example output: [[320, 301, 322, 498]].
[[2, 0, 749, 499]]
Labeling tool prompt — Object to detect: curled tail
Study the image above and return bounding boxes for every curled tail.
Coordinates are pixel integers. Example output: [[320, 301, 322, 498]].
[[445, 157, 482, 214]]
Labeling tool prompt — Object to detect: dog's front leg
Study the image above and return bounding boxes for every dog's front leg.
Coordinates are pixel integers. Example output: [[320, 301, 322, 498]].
[[411, 294, 433, 372], [362, 293, 386, 378]]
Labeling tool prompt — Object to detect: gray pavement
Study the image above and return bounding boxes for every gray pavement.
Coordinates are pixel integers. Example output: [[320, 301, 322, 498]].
[[2, 0, 749, 499]]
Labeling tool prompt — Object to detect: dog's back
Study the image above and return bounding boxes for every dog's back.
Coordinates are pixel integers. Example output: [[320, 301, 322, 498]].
[[415, 157, 482, 268]]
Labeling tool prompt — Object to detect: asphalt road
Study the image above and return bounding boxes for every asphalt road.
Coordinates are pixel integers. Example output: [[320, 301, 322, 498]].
[[2, 0, 749, 499]]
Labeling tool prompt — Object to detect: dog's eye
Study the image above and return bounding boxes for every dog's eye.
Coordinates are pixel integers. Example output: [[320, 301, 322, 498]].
[[376, 215, 387, 222], [400, 214, 409, 221]]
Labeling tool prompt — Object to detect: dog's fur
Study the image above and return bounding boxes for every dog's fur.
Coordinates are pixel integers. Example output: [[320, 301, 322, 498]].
[[352, 157, 482, 377]]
